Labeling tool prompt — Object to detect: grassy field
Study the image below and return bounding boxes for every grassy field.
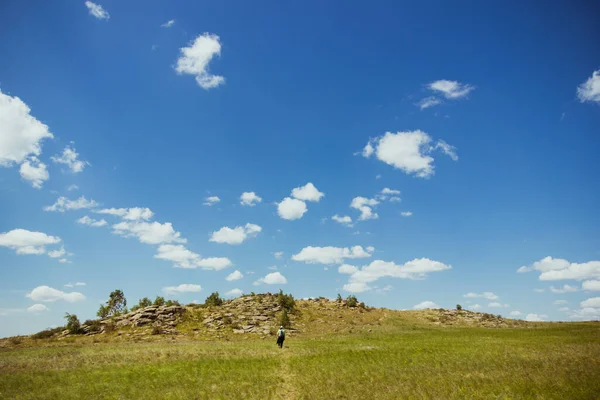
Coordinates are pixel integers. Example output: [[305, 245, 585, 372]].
[[1, 316, 599, 399]]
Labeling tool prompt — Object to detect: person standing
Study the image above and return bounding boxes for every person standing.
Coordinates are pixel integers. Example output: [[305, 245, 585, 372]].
[[276, 325, 285, 348]]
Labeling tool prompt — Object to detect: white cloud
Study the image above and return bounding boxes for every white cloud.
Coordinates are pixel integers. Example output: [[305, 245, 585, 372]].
[[488, 302, 509, 308], [64, 283, 74, 288], [209, 223, 262, 245], [519, 256, 600, 281], [332, 215, 353, 227], [291, 182, 324, 202], [549, 284, 578, 294], [163, 284, 202, 295], [27, 304, 49, 313], [77, 215, 107, 227], [463, 292, 499, 300], [413, 301, 439, 310], [67, 184, 79, 191], [225, 288, 243, 297], [581, 297, 600, 308], [161, 19, 175, 28], [19, 157, 49, 188], [240, 192, 262, 206], [113, 220, 185, 245], [350, 197, 379, 221], [389, 197, 401, 203], [582, 280, 600, 291], [338, 264, 359, 274], [381, 188, 400, 195], [44, 196, 98, 212], [96, 207, 154, 220], [175, 33, 225, 89], [416, 96, 442, 110], [154, 244, 232, 270], [253, 272, 287, 285], [428, 80, 474, 99], [273, 251, 284, 260], [59, 258, 69, 263], [0, 89, 54, 167], [343, 282, 371, 293], [47, 246, 66, 258], [362, 131, 457, 178], [400, 211, 413, 217], [203, 196, 220, 206], [0, 229, 61, 256], [509, 311, 522, 316], [525, 313, 546, 322], [292, 245, 374, 265], [26, 286, 85, 303], [51, 145, 89, 173], [85, 1, 109, 20], [277, 197, 307, 220], [75, 282, 86, 286], [554, 300, 568, 305], [576, 69, 600, 103], [226, 270, 243, 281], [568, 307, 600, 320]]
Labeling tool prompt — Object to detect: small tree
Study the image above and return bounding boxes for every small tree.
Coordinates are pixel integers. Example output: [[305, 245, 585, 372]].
[[97, 304, 110, 318], [165, 299, 181, 307], [153, 296, 165, 306], [336, 293, 343, 303], [97, 289, 127, 318], [346, 295, 358, 308], [64, 313, 81, 334], [456, 304, 462, 311], [279, 308, 291, 328], [205, 292, 224, 307], [131, 297, 153, 312], [277, 289, 296, 312]]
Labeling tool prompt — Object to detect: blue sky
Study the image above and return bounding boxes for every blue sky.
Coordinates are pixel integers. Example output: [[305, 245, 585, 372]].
[[1, 0, 599, 337]]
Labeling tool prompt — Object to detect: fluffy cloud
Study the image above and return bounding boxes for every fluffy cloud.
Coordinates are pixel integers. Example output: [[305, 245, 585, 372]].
[[51, 145, 89, 173], [400, 211, 413, 217], [67, 184, 79, 191], [549, 284, 578, 294], [19, 157, 49, 188], [96, 207, 154, 220], [277, 197, 307, 220], [225, 288, 243, 297], [85, 1, 110, 20], [345, 258, 451, 289], [343, 282, 372, 293], [525, 313, 547, 322], [488, 302, 509, 308], [273, 251, 284, 260], [509, 311, 522, 316], [203, 196, 220, 206], [161, 19, 175, 28], [463, 292, 499, 300], [518, 256, 600, 281], [44, 196, 98, 212], [0, 229, 61, 256], [332, 215, 353, 227], [47, 246, 66, 258], [292, 245, 374, 265], [577, 69, 600, 104], [163, 284, 202, 295], [113, 221, 185, 245], [291, 182, 324, 202], [417, 96, 442, 110], [338, 264, 359, 274], [362, 131, 457, 178], [350, 197, 379, 221], [253, 272, 287, 285], [240, 192, 262, 206], [568, 306, 600, 320], [209, 223, 262, 245], [582, 280, 600, 291], [77, 215, 107, 227], [226, 270, 243, 281], [581, 297, 600, 308], [26, 285, 85, 303], [175, 33, 225, 89], [27, 304, 49, 313], [0, 89, 54, 167], [428, 80, 474, 99], [413, 301, 439, 310], [154, 244, 232, 270]]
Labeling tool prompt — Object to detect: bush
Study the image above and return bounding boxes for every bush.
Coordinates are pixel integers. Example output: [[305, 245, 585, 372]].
[[32, 326, 64, 339], [277, 290, 296, 312], [346, 295, 358, 308], [336, 293, 343, 303], [165, 299, 181, 307], [456, 304, 462, 311], [97, 304, 110, 318], [279, 308, 291, 328], [358, 302, 366, 309], [131, 297, 153, 311], [83, 319, 102, 332], [64, 313, 81, 334], [153, 296, 165, 306], [205, 292, 224, 307], [8, 337, 22, 346]]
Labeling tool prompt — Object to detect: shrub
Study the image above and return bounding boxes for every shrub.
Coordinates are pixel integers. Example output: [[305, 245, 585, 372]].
[[32, 326, 64, 339], [346, 295, 358, 308], [277, 290, 296, 312], [205, 292, 224, 307], [336, 293, 343, 303], [359, 302, 366, 309], [165, 299, 181, 307], [64, 313, 81, 334], [8, 337, 22, 346], [153, 296, 166, 306], [131, 297, 153, 311], [279, 309, 291, 328], [83, 319, 102, 332], [456, 304, 462, 311]]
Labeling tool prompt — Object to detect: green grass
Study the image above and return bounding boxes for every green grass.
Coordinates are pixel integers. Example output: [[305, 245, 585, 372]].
[[1, 320, 599, 399]]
